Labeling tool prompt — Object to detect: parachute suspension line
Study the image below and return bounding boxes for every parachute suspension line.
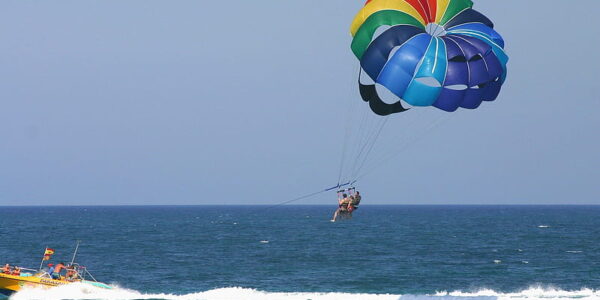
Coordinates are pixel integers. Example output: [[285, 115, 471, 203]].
[[336, 90, 354, 185], [339, 75, 372, 186], [347, 110, 377, 179], [349, 116, 389, 182], [347, 115, 387, 182], [342, 106, 377, 186], [358, 113, 449, 180], [353, 108, 429, 177], [337, 108, 354, 184], [336, 63, 362, 186], [354, 113, 453, 182]]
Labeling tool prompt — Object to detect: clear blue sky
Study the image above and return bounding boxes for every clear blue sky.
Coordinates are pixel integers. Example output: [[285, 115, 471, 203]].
[[1, 1, 598, 205]]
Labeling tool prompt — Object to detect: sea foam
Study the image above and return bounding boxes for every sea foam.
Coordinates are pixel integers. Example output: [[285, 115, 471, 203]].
[[9, 285, 397, 300], [8, 285, 600, 300]]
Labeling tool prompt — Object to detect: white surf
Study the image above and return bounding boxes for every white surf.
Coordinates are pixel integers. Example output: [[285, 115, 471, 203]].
[[8, 284, 600, 300]]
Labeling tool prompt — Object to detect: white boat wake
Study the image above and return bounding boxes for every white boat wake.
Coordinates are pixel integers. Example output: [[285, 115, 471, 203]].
[[8, 284, 600, 300]]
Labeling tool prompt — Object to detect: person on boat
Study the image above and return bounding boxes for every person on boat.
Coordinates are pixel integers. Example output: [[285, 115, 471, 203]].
[[47, 263, 55, 276], [66, 265, 78, 281], [11, 267, 20, 276], [2, 264, 9, 274], [331, 193, 351, 222], [51, 262, 66, 279]]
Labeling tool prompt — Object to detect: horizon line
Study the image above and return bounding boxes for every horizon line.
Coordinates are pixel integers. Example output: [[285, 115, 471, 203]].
[[1, 204, 600, 207]]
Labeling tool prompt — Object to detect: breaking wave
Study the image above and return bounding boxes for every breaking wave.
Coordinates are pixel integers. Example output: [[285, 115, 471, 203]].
[[8, 284, 600, 300]]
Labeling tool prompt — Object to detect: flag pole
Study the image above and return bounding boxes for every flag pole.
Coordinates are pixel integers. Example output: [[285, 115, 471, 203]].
[[39, 246, 47, 271]]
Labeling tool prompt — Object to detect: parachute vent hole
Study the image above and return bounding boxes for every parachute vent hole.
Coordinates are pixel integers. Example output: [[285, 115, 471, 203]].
[[425, 23, 446, 37], [446, 84, 468, 91], [449, 55, 467, 63], [416, 77, 441, 88]]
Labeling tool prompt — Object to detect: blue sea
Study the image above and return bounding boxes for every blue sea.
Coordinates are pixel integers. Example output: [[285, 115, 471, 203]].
[[1, 205, 600, 300]]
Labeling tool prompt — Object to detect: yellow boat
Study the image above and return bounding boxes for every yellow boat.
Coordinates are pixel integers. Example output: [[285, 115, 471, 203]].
[[0, 265, 110, 297]]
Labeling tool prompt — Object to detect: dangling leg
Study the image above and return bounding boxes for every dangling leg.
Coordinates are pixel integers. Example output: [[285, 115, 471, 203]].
[[331, 208, 340, 222]]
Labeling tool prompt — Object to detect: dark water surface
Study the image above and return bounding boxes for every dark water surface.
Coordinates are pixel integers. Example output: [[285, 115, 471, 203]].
[[1, 206, 599, 296]]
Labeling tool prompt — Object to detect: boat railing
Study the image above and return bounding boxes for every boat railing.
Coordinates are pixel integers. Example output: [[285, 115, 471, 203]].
[[81, 268, 98, 282], [37, 271, 52, 278], [56, 264, 99, 282], [17, 267, 37, 273]]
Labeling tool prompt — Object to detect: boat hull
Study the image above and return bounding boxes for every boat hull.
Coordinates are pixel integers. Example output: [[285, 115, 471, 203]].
[[0, 272, 94, 296]]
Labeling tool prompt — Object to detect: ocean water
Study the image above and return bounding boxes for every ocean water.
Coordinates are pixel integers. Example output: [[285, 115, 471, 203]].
[[1, 205, 600, 300]]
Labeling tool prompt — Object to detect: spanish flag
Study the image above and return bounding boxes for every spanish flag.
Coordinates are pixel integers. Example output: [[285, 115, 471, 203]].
[[43, 248, 55, 260]]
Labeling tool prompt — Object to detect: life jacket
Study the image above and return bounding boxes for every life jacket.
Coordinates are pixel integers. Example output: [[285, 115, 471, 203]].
[[2, 265, 9, 274], [352, 194, 361, 206], [347, 204, 355, 212]]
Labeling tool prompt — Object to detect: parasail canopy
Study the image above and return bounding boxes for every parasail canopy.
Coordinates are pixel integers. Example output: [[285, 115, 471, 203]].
[[351, 0, 508, 115]]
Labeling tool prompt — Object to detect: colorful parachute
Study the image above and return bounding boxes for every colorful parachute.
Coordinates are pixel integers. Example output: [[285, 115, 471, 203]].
[[351, 0, 508, 115]]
